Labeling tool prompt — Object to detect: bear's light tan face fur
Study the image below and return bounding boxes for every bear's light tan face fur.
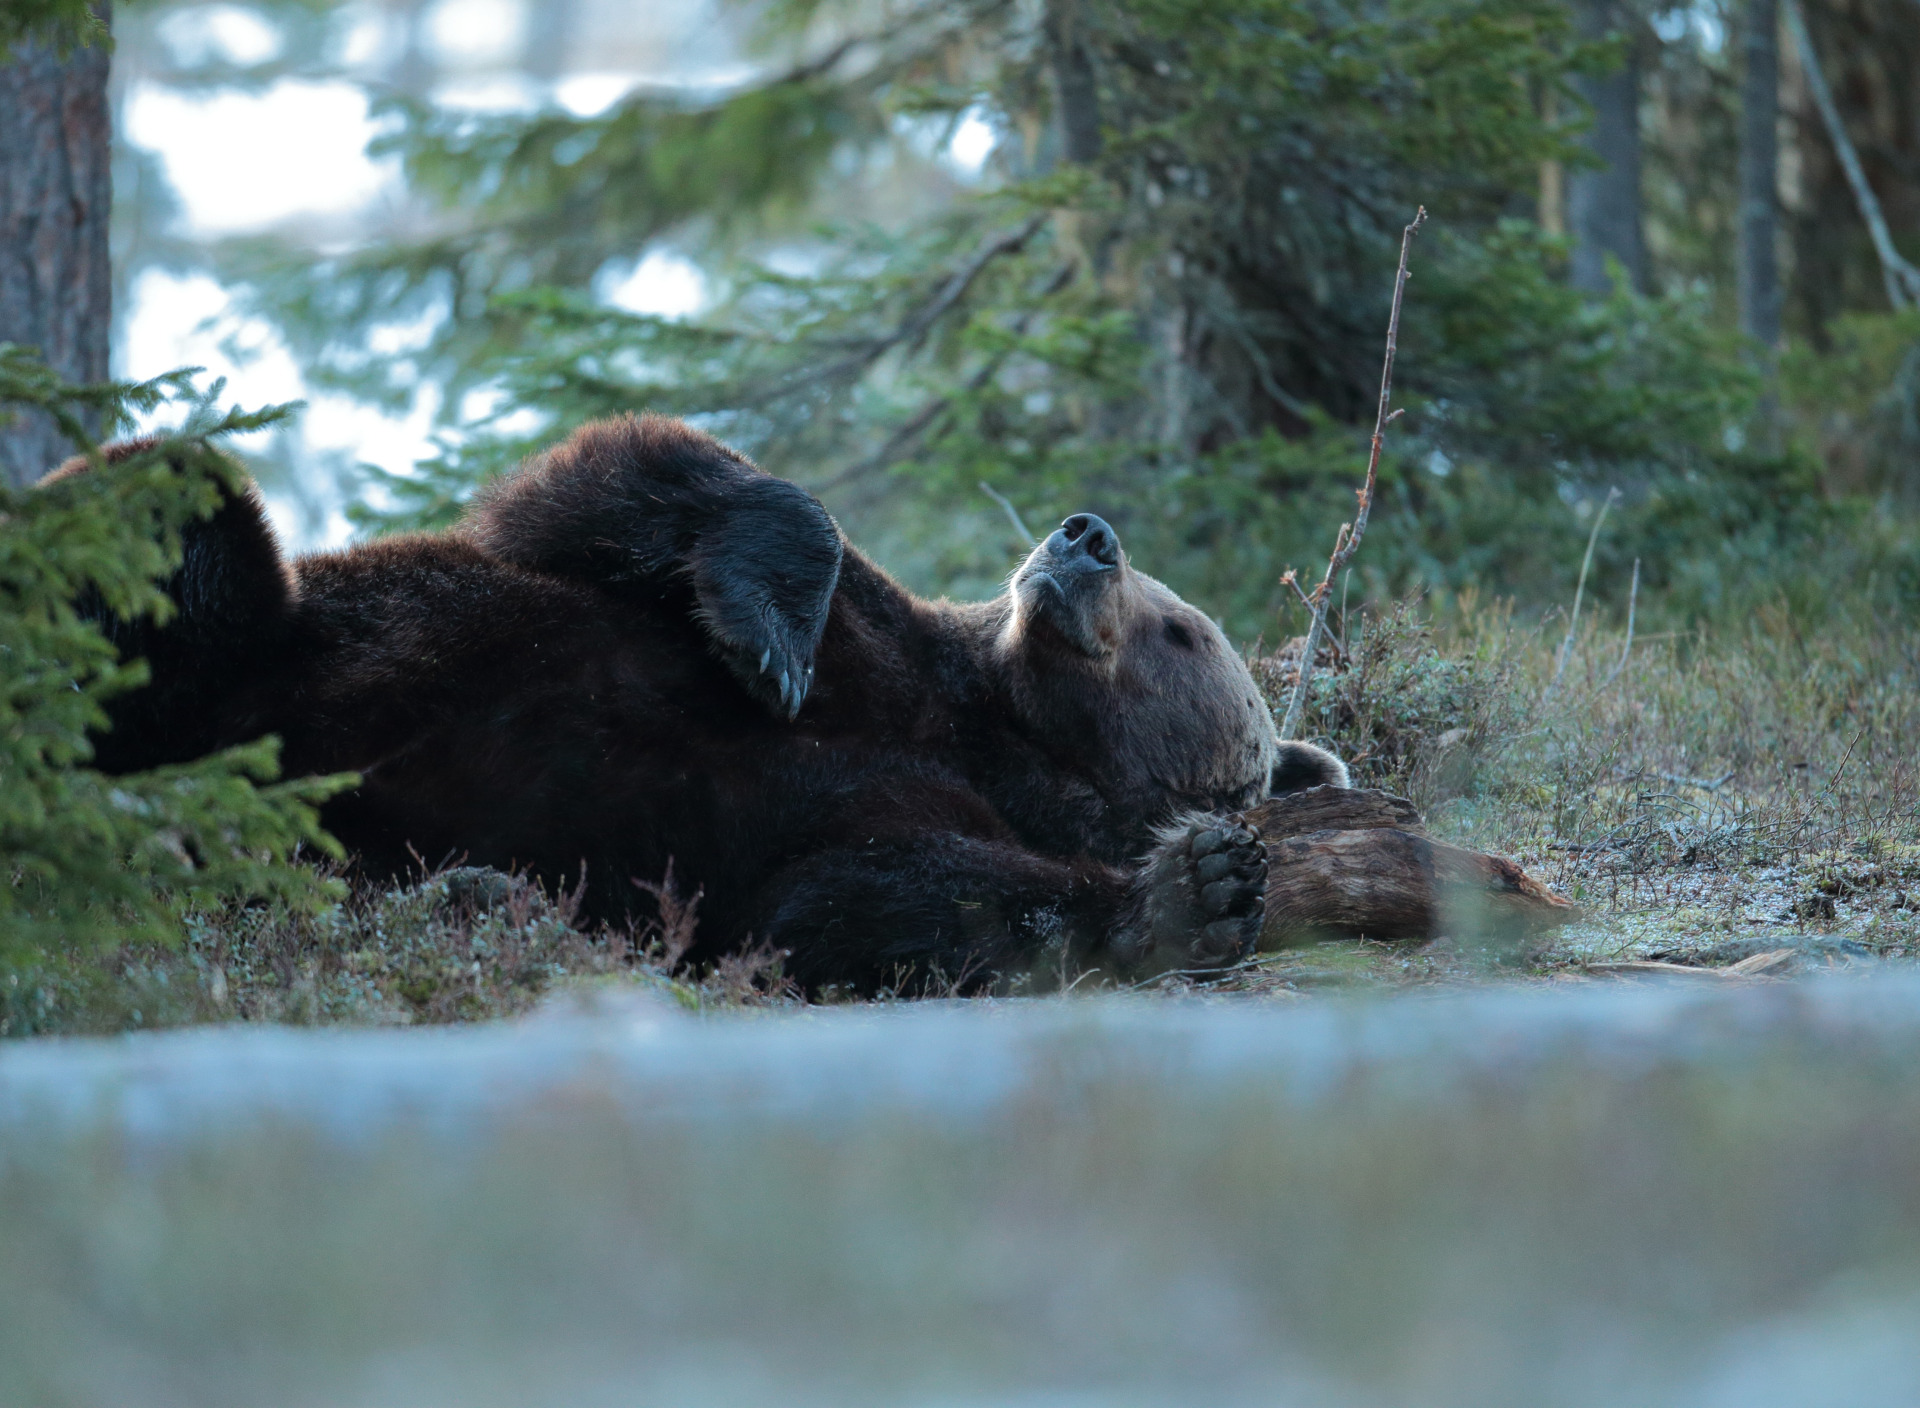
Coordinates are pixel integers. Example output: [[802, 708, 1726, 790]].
[[994, 515, 1277, 824]]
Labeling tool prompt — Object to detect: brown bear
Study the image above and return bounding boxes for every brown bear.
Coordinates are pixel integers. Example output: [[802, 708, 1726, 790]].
[[53, 416, 1346, 992]]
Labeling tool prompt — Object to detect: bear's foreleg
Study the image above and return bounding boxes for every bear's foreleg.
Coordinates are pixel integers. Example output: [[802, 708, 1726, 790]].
[[746, 818, 1268, 994], [461, 416, 843, 721], [747, 835, 1139, 995], [1270, 740, 1350, 795]]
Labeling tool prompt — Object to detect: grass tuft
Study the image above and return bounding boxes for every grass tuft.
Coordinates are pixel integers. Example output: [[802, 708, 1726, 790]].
[[1244, 594, 1920, 988], [0, 862, 798, 1038]]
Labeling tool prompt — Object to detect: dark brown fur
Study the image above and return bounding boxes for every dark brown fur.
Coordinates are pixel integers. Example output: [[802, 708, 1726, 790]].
[[55, 417, 1346, 992]]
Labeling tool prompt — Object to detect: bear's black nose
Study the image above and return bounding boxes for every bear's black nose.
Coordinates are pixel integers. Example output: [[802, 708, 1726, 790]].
[[1058, 513, 1120, 567]]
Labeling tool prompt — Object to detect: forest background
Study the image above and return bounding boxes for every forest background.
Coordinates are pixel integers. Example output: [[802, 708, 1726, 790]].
[[1, 0, 1917, 1014]]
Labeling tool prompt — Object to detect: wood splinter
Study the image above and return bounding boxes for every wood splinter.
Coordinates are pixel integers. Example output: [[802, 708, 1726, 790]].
[[1244, 786, 1577, 950]]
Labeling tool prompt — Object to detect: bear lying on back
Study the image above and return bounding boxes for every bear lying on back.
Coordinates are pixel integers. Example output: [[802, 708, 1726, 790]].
[[57, 416, 1346, 992]]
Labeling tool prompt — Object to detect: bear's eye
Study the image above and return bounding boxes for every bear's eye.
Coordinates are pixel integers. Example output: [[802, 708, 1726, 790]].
[[1162, 617, 1196, 651]]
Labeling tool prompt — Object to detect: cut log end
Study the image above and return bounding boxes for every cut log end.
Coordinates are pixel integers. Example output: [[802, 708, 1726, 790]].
[[1246, 788, 1577, 951]]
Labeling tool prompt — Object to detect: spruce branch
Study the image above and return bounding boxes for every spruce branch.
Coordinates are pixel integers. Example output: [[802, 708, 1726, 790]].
[[760, 214, 1049, 408], [1277, 206, 1424, 743], [818, 258, 1078, 489]]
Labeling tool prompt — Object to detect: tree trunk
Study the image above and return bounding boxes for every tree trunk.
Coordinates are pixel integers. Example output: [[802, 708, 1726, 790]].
[[1739, 0, 1783, 346], [1785, 0, 1920, 342], [0, 12, 112, 488], [1567, 0, 1649, 294], [1044, 0, 1103, 167]]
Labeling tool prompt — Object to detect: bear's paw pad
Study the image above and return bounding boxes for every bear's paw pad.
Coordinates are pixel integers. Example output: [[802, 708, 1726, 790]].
[[1121, 816, 1267, 977]]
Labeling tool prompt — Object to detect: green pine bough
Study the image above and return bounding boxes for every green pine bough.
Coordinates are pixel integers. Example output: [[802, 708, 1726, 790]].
[[0, 345, 352, 966]]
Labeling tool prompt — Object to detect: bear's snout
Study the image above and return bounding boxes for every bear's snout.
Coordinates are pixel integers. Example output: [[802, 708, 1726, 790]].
[[1053, 513, 1120, 569]]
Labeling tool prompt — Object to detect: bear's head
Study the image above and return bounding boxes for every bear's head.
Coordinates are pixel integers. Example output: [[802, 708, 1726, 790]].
[[991, 512, 1279, 845]]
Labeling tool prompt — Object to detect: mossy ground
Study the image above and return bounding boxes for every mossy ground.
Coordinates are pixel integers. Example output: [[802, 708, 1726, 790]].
[[1213, 597, 1920, 996], [0, 865, 797, 1038]]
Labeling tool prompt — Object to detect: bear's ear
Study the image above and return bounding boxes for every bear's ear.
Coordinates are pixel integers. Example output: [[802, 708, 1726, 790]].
[[1270, 740, 1350, 795], [687, 476, 842, 721]]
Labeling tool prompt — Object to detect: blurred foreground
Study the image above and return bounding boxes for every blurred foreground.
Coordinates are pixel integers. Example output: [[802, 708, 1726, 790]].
[[7, 977, 1920, 1407]]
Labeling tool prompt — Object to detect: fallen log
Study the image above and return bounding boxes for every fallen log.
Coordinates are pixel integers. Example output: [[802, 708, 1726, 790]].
[[1586, 949, 1798, 980], [1243, 787, 1577, 950]]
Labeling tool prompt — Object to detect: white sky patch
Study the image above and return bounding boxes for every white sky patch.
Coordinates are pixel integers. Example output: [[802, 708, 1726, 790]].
[[946, 108, 996, 174], [760, 243, 829, 279], [458, 384, 508, 422], [303, 391, 441, 482], [555, 72, 635, 116], [601, 249, 708, 318], [158, 4, 283, 68], [424, 0, 527, 67], [552, 67, 764, 117], [121, 270, 440, 549], [1651, 4, 1725, 51], [457, 384, 548, 441], [890, 106, 999, 183], [281, 384, 443, 547], [125, 80, 400, 236], [332, 3, 394, 68], [366, 303, 447, 357], [121, 269, 307, 429], [432, 73, 543, 112]]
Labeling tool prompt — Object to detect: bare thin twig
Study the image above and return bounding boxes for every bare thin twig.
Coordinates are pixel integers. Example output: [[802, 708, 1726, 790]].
[[1656, 771, 1734, 792], [1548, 486, 1619, 695], [1279, 567, 1315, 612], [1277, 206, 1425, 742], [1337, 568, 1352, 658], [979, 481, 1035, 542], [1786, 0, 1920, 309], [1601, 557, 1640, 688]]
